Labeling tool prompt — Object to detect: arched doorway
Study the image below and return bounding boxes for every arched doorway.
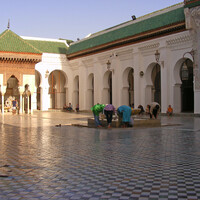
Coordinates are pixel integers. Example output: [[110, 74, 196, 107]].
[[73, 76, 79, 109], [87, 73, 94, 109], [152, 64, 161, 105], [180, 59, 194, 112], [128, 69, 134, 106], [122, 67, 134, 106], [48, 70, 67, 109], [108, 73, 112, 104], [4, 75, 20, 112], [103, 71, 112, 104], [35, 70, 41, 110]]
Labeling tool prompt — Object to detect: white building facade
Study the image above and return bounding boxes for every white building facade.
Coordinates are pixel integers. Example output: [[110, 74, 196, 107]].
[[1, 1, 200, 114]]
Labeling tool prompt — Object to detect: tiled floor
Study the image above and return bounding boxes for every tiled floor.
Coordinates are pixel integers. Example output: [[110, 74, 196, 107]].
[[0, 112, 200, 199]]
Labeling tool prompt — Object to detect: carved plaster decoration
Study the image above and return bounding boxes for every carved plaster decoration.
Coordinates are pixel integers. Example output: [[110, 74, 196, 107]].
[[185, 6, 200, 31], [138, 43, 160, 52], [166, 34, 193, 47], [190, 6, 200, 28]]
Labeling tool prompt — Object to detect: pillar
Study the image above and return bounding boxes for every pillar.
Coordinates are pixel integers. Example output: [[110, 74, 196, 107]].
[[1, 93, 4, 114]]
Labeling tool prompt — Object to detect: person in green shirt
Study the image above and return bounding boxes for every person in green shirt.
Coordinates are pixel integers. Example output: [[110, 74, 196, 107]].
[[91, 103, 105, 127]]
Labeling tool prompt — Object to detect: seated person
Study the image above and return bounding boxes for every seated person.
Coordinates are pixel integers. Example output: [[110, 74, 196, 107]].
[[76, 104, 79, 112], [67, 103, 73, 111], [166, 105, 173, 116]]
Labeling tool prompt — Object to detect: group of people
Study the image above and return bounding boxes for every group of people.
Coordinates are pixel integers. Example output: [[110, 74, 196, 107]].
[[63, 103, 79, 112], [91, 103, 133, 128], [91, 102, 174, 128], [4, 96, 18, 114], [138, 103, 173, 118]]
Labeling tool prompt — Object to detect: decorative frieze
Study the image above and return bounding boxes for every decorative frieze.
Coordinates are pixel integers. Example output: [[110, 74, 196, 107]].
[[166, 34, 192, 47], [0, 52, 42, 64], [0, 57, 41, 63], [138, 43, 160, 52]]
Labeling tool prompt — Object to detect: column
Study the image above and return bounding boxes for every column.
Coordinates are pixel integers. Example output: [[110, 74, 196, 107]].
[[27, 95, 30, 114], [30, 93, 34, 114], [19, 92, 23, 114], [1, 93, 4, 114], [19, 86, 24, 114]]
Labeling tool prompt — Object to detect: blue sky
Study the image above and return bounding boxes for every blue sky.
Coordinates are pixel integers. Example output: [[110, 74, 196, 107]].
[[1, 0, 182, 41]]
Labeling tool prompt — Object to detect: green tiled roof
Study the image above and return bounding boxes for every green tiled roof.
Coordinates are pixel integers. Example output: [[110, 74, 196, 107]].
[[0, 29, 42, 54], [25, 39, 68, 54], [67, 6, 185, 55]]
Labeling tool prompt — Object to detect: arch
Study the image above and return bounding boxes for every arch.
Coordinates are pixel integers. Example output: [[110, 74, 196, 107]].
[[173, 58, 194, 113], [87, 73, 94, 109], [152, 63, 161, 105], [4, 75, 20, 113], [122, 67, 134, 106], [102, 71, 112, 104], [73, 75, 79, 109], [48, 70, 67, 109], [145, 62, 161, 105], [5, 73, 21, 86]]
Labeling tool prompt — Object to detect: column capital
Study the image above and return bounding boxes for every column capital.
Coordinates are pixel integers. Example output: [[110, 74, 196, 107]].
[[1, 85, 7, 94]]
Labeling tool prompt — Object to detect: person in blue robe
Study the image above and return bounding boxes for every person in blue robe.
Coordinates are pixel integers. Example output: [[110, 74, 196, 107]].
[[117, 105, 132, 127]]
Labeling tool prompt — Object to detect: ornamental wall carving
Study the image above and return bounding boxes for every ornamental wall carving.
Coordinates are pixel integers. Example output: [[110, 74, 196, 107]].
[[0, 61, 36, 86], [166, 34, 192, 47], [190, 6, 200, 28], [0, 52, 41, 86], [138, 43, 160, 52]]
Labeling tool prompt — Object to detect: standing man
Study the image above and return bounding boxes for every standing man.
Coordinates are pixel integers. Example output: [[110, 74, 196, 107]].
[[91, 103, 105, 127]]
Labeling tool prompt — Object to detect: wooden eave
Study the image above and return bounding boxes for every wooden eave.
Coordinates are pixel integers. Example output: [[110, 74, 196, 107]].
[[67, 21, 185, 60], [0, 51, 42, 63]]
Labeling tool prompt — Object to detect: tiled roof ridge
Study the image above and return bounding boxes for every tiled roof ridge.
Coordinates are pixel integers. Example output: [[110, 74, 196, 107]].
[[0, 29, 42, 54], [71, 2, 184, 46], [0, 29, 9, 39], [21, 36, 69, 47]]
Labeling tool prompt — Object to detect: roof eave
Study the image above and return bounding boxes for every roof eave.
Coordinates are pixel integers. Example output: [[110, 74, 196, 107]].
[[67, 21, 185, 60]]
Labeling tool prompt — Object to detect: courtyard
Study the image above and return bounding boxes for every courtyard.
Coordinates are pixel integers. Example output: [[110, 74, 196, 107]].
[[0, 112, 200, 199]]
